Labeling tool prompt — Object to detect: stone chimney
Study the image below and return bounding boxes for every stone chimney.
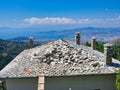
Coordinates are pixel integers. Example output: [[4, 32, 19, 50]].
[[38, 74, 45, 90], [104, 43, 113, 65], [75, 32, 80, 45], [91, 37, 96, 50], [29, 37, 34, 48]]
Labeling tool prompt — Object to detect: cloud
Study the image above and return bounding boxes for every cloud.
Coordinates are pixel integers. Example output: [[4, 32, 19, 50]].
[[24, 17, 77, 24], [24, 16, 120, 27], [24, 17, 94, 25], [78, 19, 90, 23]]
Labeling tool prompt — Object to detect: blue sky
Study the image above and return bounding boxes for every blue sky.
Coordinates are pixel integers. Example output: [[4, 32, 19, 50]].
[[0, 0, 120, 30]]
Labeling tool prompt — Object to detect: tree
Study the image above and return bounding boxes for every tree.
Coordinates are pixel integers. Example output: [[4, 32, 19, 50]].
[[85, 41, 120, 61], [116, 68, 120, 90], [96, 42, 105, 53], [85, 41, 91, 47]]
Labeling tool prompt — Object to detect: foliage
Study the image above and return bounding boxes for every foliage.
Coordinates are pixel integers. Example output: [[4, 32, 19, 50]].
[[85, 42, 120, 61], [96, 42, 105, 53], [116, 69, 120, 90], [0, 39, 28, 70], [85, 41, 91, 47], [0, 88, 3, 90], [112, 46, 120, 61]]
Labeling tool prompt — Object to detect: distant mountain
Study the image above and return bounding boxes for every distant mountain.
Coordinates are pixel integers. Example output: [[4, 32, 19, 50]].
[[34, 27, 120, 41], [9, 36, 29, 41], [0, 27, 120, 44], [8, 36, 52, 46]]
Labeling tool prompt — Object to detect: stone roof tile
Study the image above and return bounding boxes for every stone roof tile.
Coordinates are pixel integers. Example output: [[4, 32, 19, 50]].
[[0, 39, 120, 78]]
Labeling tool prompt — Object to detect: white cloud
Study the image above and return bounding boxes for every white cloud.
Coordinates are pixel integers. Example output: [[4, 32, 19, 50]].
[[78, 19, 90, 23], [24, 17, 77, 24], [24, 16, 120, 27]]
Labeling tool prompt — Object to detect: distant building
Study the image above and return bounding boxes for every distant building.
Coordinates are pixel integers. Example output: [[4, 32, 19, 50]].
[[0, 34, 120, 90]]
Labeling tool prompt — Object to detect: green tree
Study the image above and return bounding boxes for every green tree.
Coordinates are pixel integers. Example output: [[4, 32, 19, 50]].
[[85, 41, 91, 47], [112, 46, 120, 60], [96, 42, 105, 53], [116, 68, 120, 90], [0, 39, 28, 70], [85, 41, 120, 61], [85, 41, 104, 52]]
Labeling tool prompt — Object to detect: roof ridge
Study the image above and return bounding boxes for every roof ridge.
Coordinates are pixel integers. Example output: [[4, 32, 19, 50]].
[[0, 39, 119, 78]]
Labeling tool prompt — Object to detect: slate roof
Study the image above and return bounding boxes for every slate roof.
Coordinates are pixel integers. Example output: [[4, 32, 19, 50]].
[[0, 39, 120, 78]]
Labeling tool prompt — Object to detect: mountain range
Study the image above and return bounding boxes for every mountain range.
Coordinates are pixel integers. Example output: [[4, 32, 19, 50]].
[[0, 27, 120, 44]]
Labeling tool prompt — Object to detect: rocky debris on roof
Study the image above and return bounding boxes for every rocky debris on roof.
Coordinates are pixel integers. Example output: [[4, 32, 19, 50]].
[[0, 39, 119, 78]]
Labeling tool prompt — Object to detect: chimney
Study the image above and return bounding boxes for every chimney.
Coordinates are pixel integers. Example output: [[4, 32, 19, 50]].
[[38, 74, 45, 90], [91, 37, 96, 50], [104, 43, 113, 65], [75, 32, 80, 45], [29, 37, 34, 48]]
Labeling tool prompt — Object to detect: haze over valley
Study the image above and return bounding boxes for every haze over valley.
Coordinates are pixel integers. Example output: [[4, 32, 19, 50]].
[[0, 27, 120, 44]]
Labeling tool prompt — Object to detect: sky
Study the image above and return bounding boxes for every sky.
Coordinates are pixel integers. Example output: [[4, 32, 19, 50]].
[[0, 0, 120, 30]]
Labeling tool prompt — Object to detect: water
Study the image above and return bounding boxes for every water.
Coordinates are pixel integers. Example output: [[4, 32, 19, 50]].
[[0, 27, 120, 43]]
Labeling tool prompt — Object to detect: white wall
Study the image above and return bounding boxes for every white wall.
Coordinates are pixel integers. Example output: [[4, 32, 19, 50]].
[[6, 77, 38, 90], [45, 74, 116, 90], [5, 74, 116, 90]]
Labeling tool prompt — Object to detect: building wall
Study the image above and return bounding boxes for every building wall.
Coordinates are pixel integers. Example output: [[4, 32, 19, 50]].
[[5, 74, 116, 90], [6, 77, 38, 90], [45, 74, 116, 90]]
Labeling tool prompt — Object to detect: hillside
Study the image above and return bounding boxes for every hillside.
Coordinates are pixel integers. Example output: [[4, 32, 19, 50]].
[[0, 39, 28, 70]]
